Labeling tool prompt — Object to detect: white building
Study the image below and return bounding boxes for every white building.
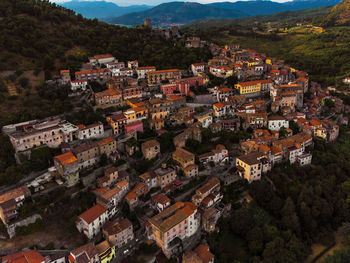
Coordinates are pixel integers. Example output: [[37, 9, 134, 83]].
[[112, 68, 133, 77], [297, 153, 312, 166], [76, 204, 108, 239], [70, 80, 88, 91], [191, 63, 205, 76], [287, 145, 304, 164], [89, 54, 116, 66], [77, 122, 104, 140], [136, 66, 156, 79], [199, 144, 229, 165], [268, 116, 289, 131]]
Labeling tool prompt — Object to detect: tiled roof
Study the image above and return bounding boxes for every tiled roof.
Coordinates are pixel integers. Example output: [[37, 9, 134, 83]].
[[142, 139, 159, 149], [136, 66, 156, 70], [103, 218, 132, 235], [148, 69, 180, 74], [151, 193, 171, 205], [0, 186, 30, 204], [54, 151, 77, 166], [194, 244, 214, 263], [71, 243, 99, 259], [173, 147, 195, 160], [237, 152, 265, 165], [2, 250, 45, 263], [97, 137, 115, 146], [78, 204, 107, 224]]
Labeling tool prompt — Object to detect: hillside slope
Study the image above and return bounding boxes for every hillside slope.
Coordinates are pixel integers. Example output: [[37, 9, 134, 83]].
[[107, 2, 246, 26], [60, 1, 151, 19], [328, 0, 350, 23]]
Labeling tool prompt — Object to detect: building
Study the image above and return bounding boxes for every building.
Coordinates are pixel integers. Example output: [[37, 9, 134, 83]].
[[172, 147, 195, 169], [75, 69, 111, 82], [125, 182, 148, 209], [216, 87, 234, 102], [97, 137, 117, 157], [89, 54, 115, 65], [141, 139, 160, 160], [191, 63, 206, 76], [77, 122, 104, 140], [71, 80, 88, 91], [97, 167, 119, 188], [183, 244, 215, 263], [106, 113, 127, 135], [54, 151, 80, 187], [173, 127, 201, 148], [236, 152, 271, 182], [149, 118, 165, 130], [235, 80, 264, 96], [60, 69, 71, 83], [199, 145, 228, 165], [136, 66, 156, 79], [2, 250, 45, 263], [154, 164, 177, 189], [76, 204, 108, 239], [147, 202, 200, 257], [268, 116, 289, 131], [72, 142, 100, 170], [69, 243, 99, 263], [139, 171, 159, 190], [0, 186, 31, 225], [192, 177, 221, 207], [147, 69, 181, 85], [94, 88, 121, 106], [7, 118, 78, 153], [103, 218, 134, 248], [151, 193, 171, 212], [297, 153, 312, 166], [96, 241, 115, 263]]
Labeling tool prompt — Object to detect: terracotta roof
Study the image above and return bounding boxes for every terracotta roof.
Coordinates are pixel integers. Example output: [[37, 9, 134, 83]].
[[309, 119, 322, 126], [218, 87, 233, 92], [269, 115, 285, 121], [75, 69, 109, 75], [97, 137, 115, 146], [95, 88, 120, 98], [78, 204, 107, 224], [54, 152, 77, 166], [151, 193, 171, 205], [95, 241, 110, 254], [109, 113, 126, 122], [192, 63, 205, 66], [237, 80, 269, 87], [148, 69, 180, 74], [125, 191, 137, 201], [0, 186, 30, 204], [168, 95, 185, 101], [194, 244, 214, 263], [103, 218, 132, 235], [142, 139, 159, 149], [197, 178, 220, 195], [237, 152, 265, 165], [136, 66, 156, 70], [89, 54, 114, 60], [173, 147, 195, 160], [71, 243, 99, 259], [105, 166, 118, 175], [2, 250, 45, 263], [214, 102, 225, 108], [60, 70, 69, 74]]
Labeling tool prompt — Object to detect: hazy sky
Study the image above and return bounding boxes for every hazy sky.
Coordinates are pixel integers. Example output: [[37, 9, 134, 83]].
[[53, 0, 289, 7]]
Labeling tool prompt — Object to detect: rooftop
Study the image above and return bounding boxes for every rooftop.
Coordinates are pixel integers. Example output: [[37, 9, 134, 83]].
[[103, 218, 132, 235], [2, 250, 45, 263], [54, 151, 78, 166], [78, 204, 107, 224]]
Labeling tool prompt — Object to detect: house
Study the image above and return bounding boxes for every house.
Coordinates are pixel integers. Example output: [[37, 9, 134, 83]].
[[71, 80, 88, 91], [183, 244, 215, 263], [72, 142, 100, 170], [154, 164, 177, 188], [184, 164, 199, 178], [125, 120, 143, 135], [54, 151, 80, 187], [196, 113, 213, 128], [0, 186, 31, 225], [94, 88, 121, 106], [192, 177, 221, 207], [221, 119, 240, 131], [297, 153, 312, 166], [97, 137, 116, 157], [141, 139, 160, 160], [76, 204, 108, 239], [268, 116, 289, 131], [125, 182, 148, 209], [173, 127, 201, 148], [106, 113, 127, 135], [128, 60, 138, 69], [213, 102, 232, 118], [75, 69, 111, 82], [191, 63, 206, 76], [147, 202, 200, 257], [199, 145, 229, 165], [235, 80, 264, 96], [103, 218, 134, 248], [136, 66, 156, 79], [97, 167, 118, 188], [151, 193, 171, 212], [68, 243, 99, 263], [7, 118, 78, 153], [216, 87, 234, 102], [149, 118, 165, 130], [2, 250, 46, 263], [89, 54, 115, 65], [139, 171, 159, 190], [95, 241, 115, 263], [147, 69, 181, 85], [77, 122, 104, 140], [287, 144, 304, 164], [236, 152, 271, 182], [172, 147, 195, 169], [60, 69, 71, 83]]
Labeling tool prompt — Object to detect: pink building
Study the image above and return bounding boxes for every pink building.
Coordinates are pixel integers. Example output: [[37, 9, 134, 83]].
[[160, 83, 190, 96], [175, 76, 204, 88], [125, 120, 143, 135]]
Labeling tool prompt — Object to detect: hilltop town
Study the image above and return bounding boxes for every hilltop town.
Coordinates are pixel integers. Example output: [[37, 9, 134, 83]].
[[1, 20, 349, 263]]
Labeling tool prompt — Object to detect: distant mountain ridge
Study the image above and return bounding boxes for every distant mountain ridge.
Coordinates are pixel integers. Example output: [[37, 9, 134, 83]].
[[106, 2, 246, 26], [106, 0, 341, 26], [60, 1, 152, 19]]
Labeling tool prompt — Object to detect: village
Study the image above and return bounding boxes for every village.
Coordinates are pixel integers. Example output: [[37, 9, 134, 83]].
[[0, 27, 346, 263]]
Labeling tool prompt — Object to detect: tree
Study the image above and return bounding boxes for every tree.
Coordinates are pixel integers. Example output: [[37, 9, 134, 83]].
[[281, 197, 300, 234]]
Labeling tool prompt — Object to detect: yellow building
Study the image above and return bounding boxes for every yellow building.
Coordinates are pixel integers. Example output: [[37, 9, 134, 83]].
[[236, 152, 270, 182], [172, 147, 195, 169], [124, 106, 148, 123], [235, 80, 262, 95], [316, 128, 327, 140], [247, 61, 259, 67], [96, 241, 115, 263], [265, 59, 272, 65]]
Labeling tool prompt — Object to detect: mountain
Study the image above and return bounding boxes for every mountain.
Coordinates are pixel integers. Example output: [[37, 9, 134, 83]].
[[59, 1, 151, 19], [107, 2, 246, 26], [328, 0, 350, 23], [208, 0, 341, 16]]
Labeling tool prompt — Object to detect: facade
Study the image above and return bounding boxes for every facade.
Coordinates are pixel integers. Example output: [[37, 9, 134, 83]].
[[154, 164, 177, 189], [71, 80, 88, 91], [147, 69, 182, 85], [69, 243, 99, 263], [268, 116, 289, 131], [192, 177, 221, 207], [89, 54, 115, 65], [96, 241, 115, 263], [97, 137, 117, 157], [106, 113, 127, 135], [183, 244, 215, 263], [235, 80, 262, 96], [199, 145, 228, 165], [151, 193, 171, 212], [54, 151, 80, 187], [136, 66, 156, 79], [172, 147, 195, 169], [77, 122, 104, 140], [94, 88, 121, 106], [76, 204, 108, 239], [72, 142, 100, 170], [75, 69, 111, 82], [236, 152, 271, 182], [147, 202, 200, 257], [141, 139, 160, 160], [103, 218, 134, 248], [191, 63, 206, 76], [97, 166, 119, 188]]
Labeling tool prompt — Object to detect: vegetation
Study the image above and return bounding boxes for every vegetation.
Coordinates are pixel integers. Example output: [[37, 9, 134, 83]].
[[16, 219, 44, 236]]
